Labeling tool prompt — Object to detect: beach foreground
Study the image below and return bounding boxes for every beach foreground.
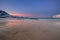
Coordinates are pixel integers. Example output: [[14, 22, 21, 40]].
[[0, 18, 60, 40]]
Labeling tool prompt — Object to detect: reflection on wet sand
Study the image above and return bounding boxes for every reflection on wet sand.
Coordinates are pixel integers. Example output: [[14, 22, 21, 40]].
[[7, 20, 25, 27], [0, 19, 60, 40]]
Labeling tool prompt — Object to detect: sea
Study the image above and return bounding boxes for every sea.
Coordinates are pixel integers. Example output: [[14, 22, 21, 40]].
[[0, 18, 60, 40]]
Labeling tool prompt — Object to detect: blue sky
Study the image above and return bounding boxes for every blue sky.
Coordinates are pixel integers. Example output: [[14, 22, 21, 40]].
[[0, 0, 60, 18]]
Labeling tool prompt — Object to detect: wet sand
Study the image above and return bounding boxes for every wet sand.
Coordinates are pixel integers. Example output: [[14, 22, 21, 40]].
[[0, 18, 60, 40]]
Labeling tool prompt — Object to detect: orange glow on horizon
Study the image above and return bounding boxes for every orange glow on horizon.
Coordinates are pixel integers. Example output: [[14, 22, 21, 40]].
[[9, 12, 31, 17], [10, 13, 30, 17]]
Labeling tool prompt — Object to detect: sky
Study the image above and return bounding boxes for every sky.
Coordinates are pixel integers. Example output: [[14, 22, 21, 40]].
[[0, 0, 60, 18]]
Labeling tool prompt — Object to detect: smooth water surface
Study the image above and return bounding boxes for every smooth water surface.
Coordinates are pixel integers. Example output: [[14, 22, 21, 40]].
[[0, 18, 60, 40]]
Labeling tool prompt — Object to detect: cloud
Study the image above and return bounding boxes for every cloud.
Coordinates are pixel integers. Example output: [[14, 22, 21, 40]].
[[53, 14, 60, 18]]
